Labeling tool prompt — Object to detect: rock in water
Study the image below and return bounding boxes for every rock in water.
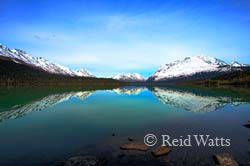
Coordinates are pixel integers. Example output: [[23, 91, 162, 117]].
[[62, 155, 105, 166], [120, 142, 149, 151], [213, 153, 239, 166], [151, 146, 171, 157], [128, 137, 134, 142], [243, 124, 250, 129]]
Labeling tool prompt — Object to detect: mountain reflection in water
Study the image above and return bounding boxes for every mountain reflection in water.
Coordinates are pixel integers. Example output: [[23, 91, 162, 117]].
[[151, 87, 250, 113], [0, 91, 93, 123], [112, 86, 146, 95], [1, 86, 249, 124], [0, 86, 250, 165], [0, 87, 146, 124]]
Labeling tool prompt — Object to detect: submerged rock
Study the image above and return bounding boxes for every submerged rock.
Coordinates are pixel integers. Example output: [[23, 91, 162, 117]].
[[62, 155, 106, 166], [213, 153, 239, 166], [120, 142, 149, 151], [243, 124, 250, 129], [128, 137, 134, 142], [151, 146, 171, 157]]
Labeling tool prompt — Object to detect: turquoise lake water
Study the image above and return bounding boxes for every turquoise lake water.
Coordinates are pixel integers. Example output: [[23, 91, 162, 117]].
[[0, 86, 250, 165]]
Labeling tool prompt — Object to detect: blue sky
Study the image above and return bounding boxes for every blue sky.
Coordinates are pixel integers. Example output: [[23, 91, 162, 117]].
[[0, 0, 250, 77]]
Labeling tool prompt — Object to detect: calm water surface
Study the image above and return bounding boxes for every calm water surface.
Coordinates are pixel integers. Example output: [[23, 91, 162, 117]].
[[0, 86, 250, 165]]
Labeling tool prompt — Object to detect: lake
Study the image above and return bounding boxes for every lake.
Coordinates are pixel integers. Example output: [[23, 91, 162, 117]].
[[0, 86, 250, 166]]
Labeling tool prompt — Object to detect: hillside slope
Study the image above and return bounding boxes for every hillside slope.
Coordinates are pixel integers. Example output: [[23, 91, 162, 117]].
[[0, 43, 94, 77], [184, 67, 250, 87], [0, 58, 126, 86]]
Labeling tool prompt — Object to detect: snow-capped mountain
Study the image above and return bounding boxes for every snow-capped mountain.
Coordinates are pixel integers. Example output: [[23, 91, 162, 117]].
[[74, 68, 95, 77], [0, 43, 94, 77], [112, 73, 145, 82], [150, 55, 246, 81], [230, 61, 248, 67]]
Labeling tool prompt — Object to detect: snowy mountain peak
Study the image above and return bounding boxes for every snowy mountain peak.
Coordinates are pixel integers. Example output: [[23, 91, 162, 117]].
[[0, 43, 95, 77], [181, 55, 227, 66], [231, 61, 241, 67], [151, 55, 228, 81], [113, 73, 145, 82], [192, 55, 226, 65], [74, 68, 95, 77], [230, 61, 247, 67]]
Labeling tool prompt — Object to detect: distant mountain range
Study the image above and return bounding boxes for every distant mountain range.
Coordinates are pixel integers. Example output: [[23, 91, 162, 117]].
[[0, 43, 94, 77], [0, 43, 249, 84], [112, 73, 145, 82], [112, 55, 249, 82]]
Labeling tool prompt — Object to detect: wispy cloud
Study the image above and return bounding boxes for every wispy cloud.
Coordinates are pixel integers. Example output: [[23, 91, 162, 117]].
[[1, 0, 250, 77], [2, 22, 246, 77]]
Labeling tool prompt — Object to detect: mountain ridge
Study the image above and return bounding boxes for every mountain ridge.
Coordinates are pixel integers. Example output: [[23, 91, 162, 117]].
[[149, 55, 247, 82], [1, 43, 249, 84], [0, 43, 94, 77], [112, 73, 145, 82]]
